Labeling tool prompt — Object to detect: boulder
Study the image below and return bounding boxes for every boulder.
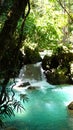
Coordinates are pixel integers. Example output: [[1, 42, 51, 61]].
[[44, 68, 70, 85], [42, 47, 73, 85], [68, 102, 73, 110], [24, 46, 42, 64], [18, 82, 30, 87]]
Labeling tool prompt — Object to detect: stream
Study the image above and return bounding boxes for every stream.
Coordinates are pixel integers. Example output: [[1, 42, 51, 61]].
[[3, 62, 73, 130]]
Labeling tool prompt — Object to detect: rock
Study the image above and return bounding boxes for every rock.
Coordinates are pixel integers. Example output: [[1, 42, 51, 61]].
[[24, 46, 42, 64], [68, 102, 73, 110], [18, 82, 30, 87], [44, 68, 70, 85], [42, 48, 73, 85], [27, 86, 39, 90]]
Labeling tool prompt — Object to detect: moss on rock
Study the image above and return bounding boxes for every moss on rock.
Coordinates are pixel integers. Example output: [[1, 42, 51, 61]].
[[24, 46, 42, 64], [42, 46, 73, 85]]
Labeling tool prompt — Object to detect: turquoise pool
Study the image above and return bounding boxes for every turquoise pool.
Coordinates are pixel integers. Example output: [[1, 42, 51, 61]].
[[3, 63, 73, 130]]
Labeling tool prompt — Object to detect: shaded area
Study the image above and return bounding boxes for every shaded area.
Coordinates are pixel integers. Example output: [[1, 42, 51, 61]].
[[42, 46, 73, 85]]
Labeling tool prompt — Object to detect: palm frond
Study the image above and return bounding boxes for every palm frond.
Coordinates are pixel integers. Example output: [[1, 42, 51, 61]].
[[0, 104, 15, 118], [13, 100, 25, 112], [20, 94, 29, 103], [5, 106, 15, 117]]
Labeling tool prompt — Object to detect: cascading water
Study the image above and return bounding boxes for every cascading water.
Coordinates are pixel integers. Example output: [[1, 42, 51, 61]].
[[18, 62, 46, 83], [2, 62, 73, 130]]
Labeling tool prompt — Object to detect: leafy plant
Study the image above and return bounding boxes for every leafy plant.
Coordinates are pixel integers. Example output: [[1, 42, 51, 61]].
[[12, 100, 25, 112], [0, 79, 28, 127], [20, 94, 29, 103]]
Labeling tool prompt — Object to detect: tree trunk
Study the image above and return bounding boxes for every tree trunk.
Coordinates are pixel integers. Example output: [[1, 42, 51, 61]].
[[0, 0, 28, 78], [0, 0, 30, 118], [0, 0, 27, 57]]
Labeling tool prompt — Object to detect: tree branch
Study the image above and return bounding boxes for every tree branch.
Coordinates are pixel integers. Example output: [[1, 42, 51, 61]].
[[57, 0, 73, 22]]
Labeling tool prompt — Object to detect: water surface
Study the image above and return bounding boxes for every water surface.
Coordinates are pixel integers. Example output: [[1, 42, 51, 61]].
[[4, 63, 73, 130]]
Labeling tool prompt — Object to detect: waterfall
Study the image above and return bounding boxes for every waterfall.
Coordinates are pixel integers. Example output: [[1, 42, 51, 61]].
[[18, 62, 46, 84], [13, 62, 54, 91]]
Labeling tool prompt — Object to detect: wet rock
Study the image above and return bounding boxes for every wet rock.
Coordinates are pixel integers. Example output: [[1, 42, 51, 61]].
[[68, 102, 73, 110], [18, 82, 30, 87], [27, 86, 39, 90], [42, 47, 73, 85], [24, 46, 42, 64], [44, 69, 70, 85]]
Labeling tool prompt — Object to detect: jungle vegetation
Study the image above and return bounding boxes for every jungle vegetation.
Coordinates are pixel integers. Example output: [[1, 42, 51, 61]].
[[0, 0, 73, 127]]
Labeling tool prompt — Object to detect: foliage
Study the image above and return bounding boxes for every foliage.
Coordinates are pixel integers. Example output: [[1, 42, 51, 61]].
[[0, 80, 29, 128], [22, 0, 71, 50], [0, 0, 73, 51], [20, 94, 29, 103], [0, 0, 73, 127]]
